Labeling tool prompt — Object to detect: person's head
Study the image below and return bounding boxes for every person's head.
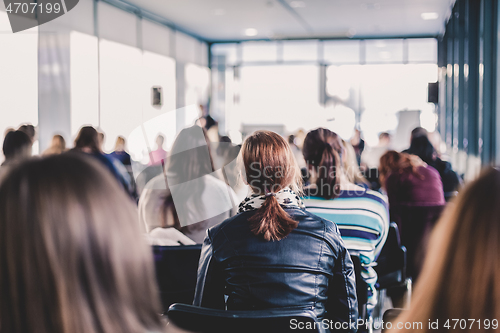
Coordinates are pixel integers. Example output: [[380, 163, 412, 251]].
[[302, 128, 343, 199], [2, 130, 32, 162], [410, 126, 428, 142], [114, 136, 126, 151], [288, 135, 296, 145], [342, 139, 368, 186], [74, 126, 100, 153], [379, 132, 391, 146], [241, 130, 302, 241], [379, 150, 424, 187], [156, 134, 165, 149], [18, 124, 35, 143], [51, 134, 66, 150], [407, 135, 436, 165], [0, 154, 163, 333], [395, 168, 500, 331]]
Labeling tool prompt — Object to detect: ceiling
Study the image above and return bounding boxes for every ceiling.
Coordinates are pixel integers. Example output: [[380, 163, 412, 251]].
[[125, 0, 456, 42]]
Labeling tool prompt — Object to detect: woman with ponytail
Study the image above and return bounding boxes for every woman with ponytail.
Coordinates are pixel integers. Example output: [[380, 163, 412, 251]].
[[302, 128, 390, 315], [194, 130, 358, 331]]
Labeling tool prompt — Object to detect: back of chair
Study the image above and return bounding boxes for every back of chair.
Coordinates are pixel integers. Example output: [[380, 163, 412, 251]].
[[350, 255, 368, 321], [167, 303, 328, 333], [153, 245, 202, 313], [374, 222, 407, 289]]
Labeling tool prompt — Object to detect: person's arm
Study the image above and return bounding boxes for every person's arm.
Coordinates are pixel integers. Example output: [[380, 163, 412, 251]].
[[325, 241, 358, 332], [193, 231, 225, 309]]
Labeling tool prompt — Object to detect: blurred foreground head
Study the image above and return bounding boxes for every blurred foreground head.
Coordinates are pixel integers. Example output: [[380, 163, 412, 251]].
[[395, 167, 500, 332], [0, 154, 163, 333]]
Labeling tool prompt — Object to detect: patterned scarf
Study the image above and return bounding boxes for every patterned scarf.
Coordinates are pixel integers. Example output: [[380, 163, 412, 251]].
[[238, 188, 305, 213]]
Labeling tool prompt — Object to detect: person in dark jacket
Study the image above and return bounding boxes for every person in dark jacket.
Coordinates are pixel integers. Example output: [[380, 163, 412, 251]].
[[194, 130, 358, 331], [404, 133, 461, 201]]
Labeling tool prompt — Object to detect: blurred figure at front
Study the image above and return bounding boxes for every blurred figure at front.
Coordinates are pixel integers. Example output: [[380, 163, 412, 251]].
[[361, 132, 391, 170], [0, 130, 32, 182], [379, 151, 445, 283], [139, 125, 237, 244], [393, 168, 500, 333], [350, 128, 365, 166], [42, 134, 66, 156], [149, 134, 167, 165]]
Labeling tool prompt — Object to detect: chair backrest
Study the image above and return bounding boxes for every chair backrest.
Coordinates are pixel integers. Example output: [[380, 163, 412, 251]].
[[382, 309, 406, 332], [374, 222, 407, 289], [167, 303, 328, 333], [152, 245, 202, 313], [350, 255, 367, 320]]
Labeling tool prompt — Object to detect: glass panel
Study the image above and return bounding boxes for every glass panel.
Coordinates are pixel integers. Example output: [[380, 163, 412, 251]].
[[408, 38, 438, 63], [242, 41, 278, 63], [365, 39, 404, 64], [282, 40, 318, 62], [211, 43, 239, 65], [323, 40, 360, 64]]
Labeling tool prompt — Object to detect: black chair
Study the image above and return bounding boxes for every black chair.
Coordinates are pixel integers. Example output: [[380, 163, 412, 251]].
[[350, 255, 368, 322], [152, 245, 202, 313], [382, 309, 406, 332], [167, 303, 329, 333], [374, 222, 407, 289]]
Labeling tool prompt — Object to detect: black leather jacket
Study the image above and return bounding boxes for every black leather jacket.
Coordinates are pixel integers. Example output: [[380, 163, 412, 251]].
[[193, 208, 358, 330]]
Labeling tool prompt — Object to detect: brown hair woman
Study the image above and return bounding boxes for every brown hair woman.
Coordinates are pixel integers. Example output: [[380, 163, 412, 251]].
[[393, 167, 500, 332], [379, 150, 445, 283], [0, 153, 164, 333], [194, 130, 358, 330]]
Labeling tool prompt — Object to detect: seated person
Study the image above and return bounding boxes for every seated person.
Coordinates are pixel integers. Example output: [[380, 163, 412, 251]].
[[0, 130, 32, 182], [379, 151, 445, 281], [302, 128, 389, 315], [194, 130, 358, 330], [0, 153, 164, 332], [393, 168, 500, 333]]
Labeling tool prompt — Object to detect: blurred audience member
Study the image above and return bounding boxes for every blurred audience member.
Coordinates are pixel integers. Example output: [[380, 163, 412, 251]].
[[394, 168, 500, 333], [139, 125, 237, 244], [18, 124, 36, 143], [1, 130, 32, 182], [361, 132, 391, 169], [342, 139, 370, 188], [350, 128, 365, 166], [3, 127, 14, 137], [97, 131, 105, 152], [42, 134, 66, 156], [405, 135, 461, 201], [149, 134, 167, 165], [194, 130, 358, 329], [73, 126, 128, 192], [379, 151, 445, 281], [288, 134, 306, 169], [0, 154, 164, 333], [109, 136, 132, 167], [302, 128, 388, 314]]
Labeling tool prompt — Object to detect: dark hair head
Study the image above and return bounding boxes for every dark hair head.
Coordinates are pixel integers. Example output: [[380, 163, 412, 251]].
[[407, 135, 436, 164], [3, 130, 32, 160], [302, 128, 343, 199], [379, 132, 391, 141], [0, 153, 163, 333], [74, 126, 100, 153], [411, 126, 428, 140], [18, 124, 35, 141], [241, 130, 302, 241]]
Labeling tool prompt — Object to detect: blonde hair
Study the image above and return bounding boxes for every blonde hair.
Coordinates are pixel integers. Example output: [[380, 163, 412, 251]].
[[393, 167, 500, 332], [241, 130, 302, 241], [0, 153, 163, 333]]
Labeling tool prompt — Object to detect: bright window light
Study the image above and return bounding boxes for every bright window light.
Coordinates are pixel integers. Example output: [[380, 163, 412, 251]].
[[244, 28, 258, 37], [421, 12, 439, 20]]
